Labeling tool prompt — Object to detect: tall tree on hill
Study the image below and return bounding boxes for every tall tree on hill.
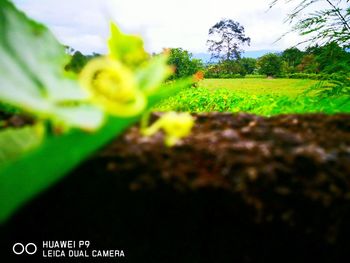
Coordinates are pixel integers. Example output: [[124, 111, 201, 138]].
[[207, 19, 251, 62]]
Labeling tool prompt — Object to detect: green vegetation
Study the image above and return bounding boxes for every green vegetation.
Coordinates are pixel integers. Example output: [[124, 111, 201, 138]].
[[65, 49, 101, 73], [155, 78, 350, 115], [204, 42, 350, 79], [198, 78, 318, 96], [257, 53, 284, 77], [160, 2, 350, 118], [0, 0, 191, 222], [167, 48, 203, 79]]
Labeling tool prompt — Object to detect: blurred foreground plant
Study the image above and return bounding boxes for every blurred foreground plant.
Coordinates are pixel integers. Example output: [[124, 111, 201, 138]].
[[142, 112, 194, 146], [0, 0, 192, 223]]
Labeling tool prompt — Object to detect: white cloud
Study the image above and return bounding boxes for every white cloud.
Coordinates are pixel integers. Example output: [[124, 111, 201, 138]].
[[13, 0, 310, 54]]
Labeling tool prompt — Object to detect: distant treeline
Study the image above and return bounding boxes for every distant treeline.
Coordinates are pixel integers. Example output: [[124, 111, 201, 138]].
[[64, 47, 101, 73], [65, 43, 350, 81], [204, 42, 350, 79]]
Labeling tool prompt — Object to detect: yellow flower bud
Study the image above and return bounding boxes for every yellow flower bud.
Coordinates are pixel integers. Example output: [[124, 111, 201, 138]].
[[161, 112, 194, 139], [142, 112, 194, 146], [80, 56, 146, 117]]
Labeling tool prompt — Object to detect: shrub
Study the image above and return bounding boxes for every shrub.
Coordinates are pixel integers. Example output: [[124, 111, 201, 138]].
[[167, 48, 203, 79]]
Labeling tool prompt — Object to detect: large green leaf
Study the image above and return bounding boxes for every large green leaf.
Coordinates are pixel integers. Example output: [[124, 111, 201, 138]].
[[136, 55, 173, 94], [0, 78, 192, 223], [0, 124, 44, 166], [0, 0, 104, 130]]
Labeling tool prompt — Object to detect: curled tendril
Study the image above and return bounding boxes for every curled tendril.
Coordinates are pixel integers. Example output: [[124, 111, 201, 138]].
[[79, 56, 146, 117], [142, 112, 194, 146]]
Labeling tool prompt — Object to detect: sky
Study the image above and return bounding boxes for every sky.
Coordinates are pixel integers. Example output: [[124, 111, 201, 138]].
[[13, 0, 309, 55]]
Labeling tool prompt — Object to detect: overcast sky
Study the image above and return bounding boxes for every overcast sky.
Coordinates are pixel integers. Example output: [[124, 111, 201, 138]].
[[13, 0, 309, 54]]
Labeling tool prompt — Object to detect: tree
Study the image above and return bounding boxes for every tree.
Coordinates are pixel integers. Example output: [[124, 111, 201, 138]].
[[65, 51, 101, 73], [296, 54, 320, 73], [307, 42, 350, 73], [207, 19, 251, 62], [167, 48, 203, 79], [270, 0, 350, 47], [65, 51, 88, 73], [221, 60, 245, 75], [239, 57, 257, 74], [281, 47, 304, 72], [257, 53, 284, 77]]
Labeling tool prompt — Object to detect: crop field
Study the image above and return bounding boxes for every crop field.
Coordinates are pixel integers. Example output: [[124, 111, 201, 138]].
[[200, 78, 320, 96], [155, 78, 350, 115]]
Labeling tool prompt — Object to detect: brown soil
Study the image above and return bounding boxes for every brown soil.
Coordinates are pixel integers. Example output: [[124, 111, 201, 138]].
[[1, 113, 350, 263], [0, 110, 34, 129], [104, 112, 350, 198]]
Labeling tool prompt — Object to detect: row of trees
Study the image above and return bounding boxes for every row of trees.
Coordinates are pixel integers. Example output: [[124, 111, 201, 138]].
[[156, 40, 350, 80], [206, 42, 350, 78], [65, 42, 350, 79], [65, 47, 100, 73]]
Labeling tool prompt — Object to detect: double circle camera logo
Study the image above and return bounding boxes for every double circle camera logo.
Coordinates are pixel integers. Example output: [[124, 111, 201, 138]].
[[12, 243, 37, 255]]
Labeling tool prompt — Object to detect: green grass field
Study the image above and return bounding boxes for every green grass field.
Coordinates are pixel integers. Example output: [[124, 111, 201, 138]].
[[201, 78, 320, 96], [154, 78, 350, 115]]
